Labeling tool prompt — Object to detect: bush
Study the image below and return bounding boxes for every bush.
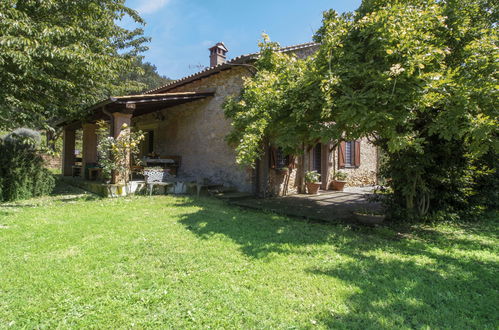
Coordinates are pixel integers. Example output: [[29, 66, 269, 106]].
[[379, 140, 498, 223], [0, 129, 55, 202], [4, 128, 42, 146]]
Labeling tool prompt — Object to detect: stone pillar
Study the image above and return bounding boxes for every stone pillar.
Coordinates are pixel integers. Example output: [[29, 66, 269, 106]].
[[111, 112, 133, 184], [321, 143, 330, 190], [112, 112, 132, 138], [62, 128, 76, 176], [82, 123, 98, 178]]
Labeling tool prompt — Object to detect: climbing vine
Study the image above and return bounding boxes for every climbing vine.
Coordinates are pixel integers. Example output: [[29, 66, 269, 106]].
[[96, 121, 144, 186], [225, 0, 498, 220]]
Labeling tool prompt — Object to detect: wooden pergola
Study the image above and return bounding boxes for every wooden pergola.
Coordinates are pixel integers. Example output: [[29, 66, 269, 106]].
[[61, 92, 214, 181]]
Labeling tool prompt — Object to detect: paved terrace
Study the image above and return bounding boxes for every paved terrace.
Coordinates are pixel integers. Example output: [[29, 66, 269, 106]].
[[231, 187, 383, 223]]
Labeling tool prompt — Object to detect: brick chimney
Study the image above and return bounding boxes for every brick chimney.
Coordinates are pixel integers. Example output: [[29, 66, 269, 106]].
[[209, 42, 228, 67]]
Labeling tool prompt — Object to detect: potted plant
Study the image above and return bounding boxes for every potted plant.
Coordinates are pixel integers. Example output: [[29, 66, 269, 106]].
[[331, 171, 348, 191], [305, 170, 321, 194], [353, 209, 385, 225]]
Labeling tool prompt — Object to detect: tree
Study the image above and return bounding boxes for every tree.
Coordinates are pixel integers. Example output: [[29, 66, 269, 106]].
[[314, 0, 498, 217], [0, 0, 149, 131], [225, 1, 498, 219], [224, 34, 337, 194], [120, 57, 172, 94], [224, 35, 325, 167]]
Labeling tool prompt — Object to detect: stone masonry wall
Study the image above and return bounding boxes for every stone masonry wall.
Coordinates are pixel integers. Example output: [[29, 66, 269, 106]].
[[268, 138, 378, 196], [133, 67, 254, 192], [42, 154, 61, 169], [132, 47, 378, 194], [329, 138, 378, 187], [268, 167, 298, 196]]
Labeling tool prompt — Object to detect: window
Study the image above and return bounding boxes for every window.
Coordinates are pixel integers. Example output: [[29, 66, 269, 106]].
[[275, 148, 289, 168], [313, 143, 322, 173], [339, 140, 361, 168], [345, 141, 354, 167], [147, 130, 154, 154]]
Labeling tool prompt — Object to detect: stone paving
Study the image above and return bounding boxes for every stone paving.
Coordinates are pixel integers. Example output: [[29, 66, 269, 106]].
[[231, 186, 383, 223]]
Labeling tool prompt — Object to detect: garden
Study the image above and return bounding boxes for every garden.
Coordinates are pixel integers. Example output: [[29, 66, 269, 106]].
[[1, 0, 497, 327], [0, 182, 497, 328]]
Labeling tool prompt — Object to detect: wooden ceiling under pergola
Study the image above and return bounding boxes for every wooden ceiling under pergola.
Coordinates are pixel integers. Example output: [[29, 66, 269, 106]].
[[62, 91, 215, 130]]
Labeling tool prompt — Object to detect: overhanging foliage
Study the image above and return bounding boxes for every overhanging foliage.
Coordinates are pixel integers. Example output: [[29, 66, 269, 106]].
[[0, 0, 149, 130], [225, 0, 498, 219]]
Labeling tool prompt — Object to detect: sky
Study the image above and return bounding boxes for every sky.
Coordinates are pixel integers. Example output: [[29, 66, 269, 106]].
[[122, 0, 362, 79]]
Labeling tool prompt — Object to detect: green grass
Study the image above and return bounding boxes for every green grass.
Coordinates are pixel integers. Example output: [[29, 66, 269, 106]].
[[0, 184, 498, 329]]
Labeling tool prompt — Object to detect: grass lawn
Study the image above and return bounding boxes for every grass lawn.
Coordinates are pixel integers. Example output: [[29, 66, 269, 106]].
[[0, 183, 498, 328]]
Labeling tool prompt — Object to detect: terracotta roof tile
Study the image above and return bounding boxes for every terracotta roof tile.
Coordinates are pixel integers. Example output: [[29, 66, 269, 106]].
[[145, 42, 319, 94]]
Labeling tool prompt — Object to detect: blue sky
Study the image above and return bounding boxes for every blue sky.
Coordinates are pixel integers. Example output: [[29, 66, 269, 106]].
[[123, 0, 361, 79]]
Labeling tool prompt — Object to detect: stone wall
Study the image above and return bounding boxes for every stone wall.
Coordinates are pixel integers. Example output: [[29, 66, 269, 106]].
[[132, 47, 378, 194], [328, 138, 378, 187], [267, 138, 378, 196], [42, 154, 61, 169], [133, 67, 254, 192], [268, 167, 298, 196]]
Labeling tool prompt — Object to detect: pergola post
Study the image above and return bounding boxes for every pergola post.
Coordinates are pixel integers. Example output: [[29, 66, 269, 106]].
[[62, 128, 76, 176], [82, 123, 98, 179], [321, 143, 330, 190], [111, 112, 133, 184], [112, 112, 132, 138]]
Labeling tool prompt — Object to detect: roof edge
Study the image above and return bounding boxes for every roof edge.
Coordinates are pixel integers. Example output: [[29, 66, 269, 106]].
[[146, 42, 319, 94]]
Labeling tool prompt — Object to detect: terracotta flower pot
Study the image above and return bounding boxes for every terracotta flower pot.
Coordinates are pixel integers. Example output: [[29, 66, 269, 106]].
[[353, 212, 385, 225], [306, 182, 321, 194], [331, 180, 347, 191]]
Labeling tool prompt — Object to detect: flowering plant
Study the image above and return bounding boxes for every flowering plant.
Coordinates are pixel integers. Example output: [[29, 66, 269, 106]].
[[304, 170, 321, 183], [97, 120, 144, 185], [334, 171, 348, 181]]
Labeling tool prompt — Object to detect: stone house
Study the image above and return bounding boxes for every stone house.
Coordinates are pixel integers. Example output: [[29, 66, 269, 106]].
[[61, 42, 379, 196]]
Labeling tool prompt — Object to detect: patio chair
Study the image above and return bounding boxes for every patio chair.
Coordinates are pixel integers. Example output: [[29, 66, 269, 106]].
[[144, 169, 175, 196]]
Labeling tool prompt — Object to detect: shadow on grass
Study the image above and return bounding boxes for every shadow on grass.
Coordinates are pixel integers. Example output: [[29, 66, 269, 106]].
[[176, 198, 498, 328], [50, 176, 100, 202], [177, 198, 350, 258], [308, 240, 498, 328], [0, 178, 100, 212]]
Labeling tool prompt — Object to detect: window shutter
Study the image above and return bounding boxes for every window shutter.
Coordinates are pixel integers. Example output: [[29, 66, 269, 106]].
[[338, 141, 346, 168], [354, 140, 361, 167]]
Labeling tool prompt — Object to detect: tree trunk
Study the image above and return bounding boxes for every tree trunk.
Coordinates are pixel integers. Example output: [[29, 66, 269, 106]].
[[297, 142, 306, 194]]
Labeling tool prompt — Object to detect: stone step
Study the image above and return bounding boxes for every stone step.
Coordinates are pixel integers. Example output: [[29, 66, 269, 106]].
[[212, 192, 254, 200], [207, 186, 237, 194]]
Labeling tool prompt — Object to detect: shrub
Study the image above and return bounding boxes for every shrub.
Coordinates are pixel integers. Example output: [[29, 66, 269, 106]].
[[379, 142, 498, 222], [3, 128, 42, 146], [96, 121, 144, 183], [0, 129, 55, 202]]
